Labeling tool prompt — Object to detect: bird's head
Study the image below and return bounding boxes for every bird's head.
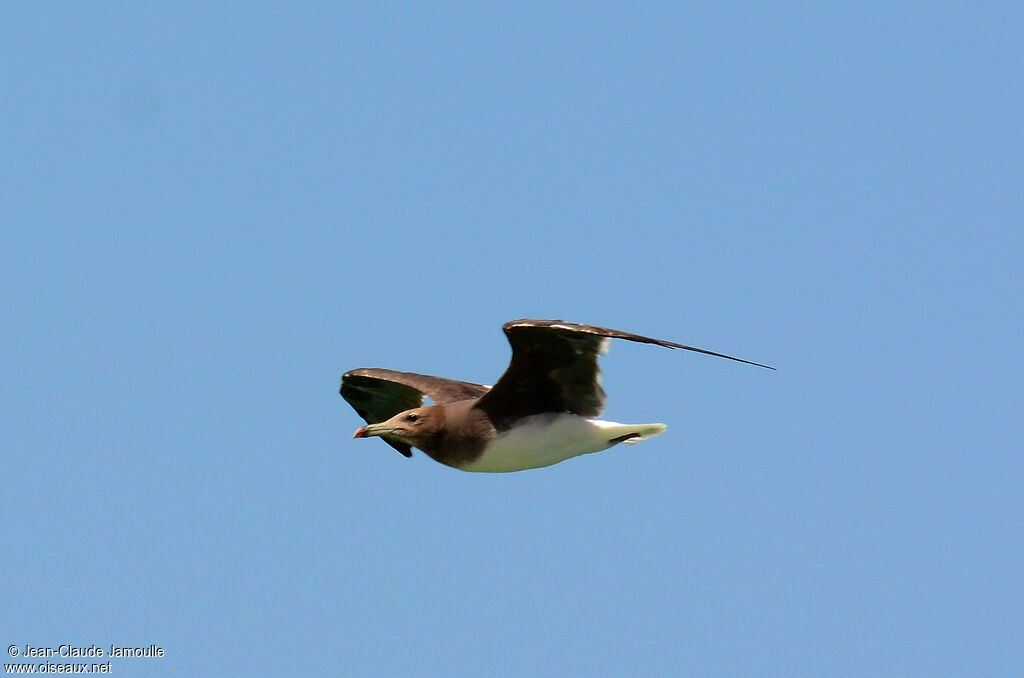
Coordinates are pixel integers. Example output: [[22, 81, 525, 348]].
[[353, 406, 444, 451]]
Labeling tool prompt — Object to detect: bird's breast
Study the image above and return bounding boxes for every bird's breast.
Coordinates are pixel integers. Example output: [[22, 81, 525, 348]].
[[456, 413, 618, 473]]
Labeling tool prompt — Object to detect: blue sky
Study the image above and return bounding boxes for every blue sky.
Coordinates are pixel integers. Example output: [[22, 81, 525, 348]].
[[3, 3, 1022, 676]]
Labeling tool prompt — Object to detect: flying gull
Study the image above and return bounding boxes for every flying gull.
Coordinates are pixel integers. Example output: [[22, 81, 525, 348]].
[[340, 319, 772, 472]]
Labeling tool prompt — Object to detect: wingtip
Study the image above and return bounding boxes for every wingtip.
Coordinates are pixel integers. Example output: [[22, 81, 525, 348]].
[[662, 341, 775, 370]]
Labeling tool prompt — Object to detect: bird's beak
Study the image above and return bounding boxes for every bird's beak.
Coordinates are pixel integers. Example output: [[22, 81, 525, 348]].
[[353, 423, 394, 438]]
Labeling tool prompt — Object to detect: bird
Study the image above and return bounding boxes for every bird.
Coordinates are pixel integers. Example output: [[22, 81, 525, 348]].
[[340, 319, 772, 473]]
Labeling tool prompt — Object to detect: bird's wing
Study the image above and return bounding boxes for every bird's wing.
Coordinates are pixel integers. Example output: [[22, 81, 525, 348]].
[[475, 319, 772, 430], [340, 368, 490, 457]]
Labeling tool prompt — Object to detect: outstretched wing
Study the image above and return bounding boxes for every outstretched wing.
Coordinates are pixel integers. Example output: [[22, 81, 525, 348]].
[[475, 319, 772, 430], [340, 368, 489, 457]]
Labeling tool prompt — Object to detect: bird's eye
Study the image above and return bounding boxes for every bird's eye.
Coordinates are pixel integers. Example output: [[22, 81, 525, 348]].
[[405, 413, 419, 422]]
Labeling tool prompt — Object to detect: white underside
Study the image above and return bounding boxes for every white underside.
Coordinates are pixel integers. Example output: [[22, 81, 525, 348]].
[[458, 413, 666, 473]]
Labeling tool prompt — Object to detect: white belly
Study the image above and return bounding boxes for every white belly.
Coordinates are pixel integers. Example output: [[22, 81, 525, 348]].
[[458, 413, 666, 473]]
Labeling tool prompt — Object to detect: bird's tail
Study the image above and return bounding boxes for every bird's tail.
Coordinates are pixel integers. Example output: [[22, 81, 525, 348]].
[[595, 421, 667, 445], [620, 423, 667, 444]]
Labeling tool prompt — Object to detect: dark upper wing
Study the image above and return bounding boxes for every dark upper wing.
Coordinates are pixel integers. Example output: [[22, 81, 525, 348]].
[[340, 368, 489, 457], [475, 319, 773, 430]]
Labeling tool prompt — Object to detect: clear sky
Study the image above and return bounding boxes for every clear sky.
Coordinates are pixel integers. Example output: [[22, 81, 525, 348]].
[[3, 3, 1022, 676]]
